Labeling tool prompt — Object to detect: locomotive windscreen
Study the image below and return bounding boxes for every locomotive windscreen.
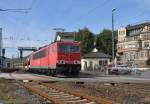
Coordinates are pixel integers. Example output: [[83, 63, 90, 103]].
[[59, 44, 79, 53]]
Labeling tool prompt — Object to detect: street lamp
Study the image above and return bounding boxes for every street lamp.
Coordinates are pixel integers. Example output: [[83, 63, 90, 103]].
[[112, 8, 116, 63]]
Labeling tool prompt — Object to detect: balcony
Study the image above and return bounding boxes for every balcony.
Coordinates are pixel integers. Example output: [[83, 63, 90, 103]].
[[117, 39, 143, 53]]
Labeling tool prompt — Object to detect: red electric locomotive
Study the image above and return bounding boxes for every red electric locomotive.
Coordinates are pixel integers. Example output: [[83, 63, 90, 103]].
[[27, 41, 81, 76]]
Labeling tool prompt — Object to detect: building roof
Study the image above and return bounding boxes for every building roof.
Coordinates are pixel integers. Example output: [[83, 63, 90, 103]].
[[126, 22, 150, 30], [82, 52, 111, 59]]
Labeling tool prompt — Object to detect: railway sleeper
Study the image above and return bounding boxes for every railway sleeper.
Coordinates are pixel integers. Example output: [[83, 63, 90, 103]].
[[59, 97, 81, 101], [36, 87, 60, 93], [55, 95, 75, 99], [65, 99, 88, 104], [83, 102, 96, 104], [49, 93, 70, 97], [47, 90, 59, 93], [48, 92, 65, 95]]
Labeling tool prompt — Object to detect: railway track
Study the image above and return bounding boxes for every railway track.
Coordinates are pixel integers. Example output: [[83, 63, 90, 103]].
[[17, 80, 112, 104]]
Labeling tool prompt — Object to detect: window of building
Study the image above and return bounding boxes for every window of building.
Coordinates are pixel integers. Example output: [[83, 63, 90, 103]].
[[89, 61, 93, 68], [99, 60, 108, 66], [99, 60, 102, 65], [144, 52, 147, 57], [144, 42, 149, 48], [121, 31, 123, 35], [143, 34, 148, 39], [148, 33, 150, 38], [123, 31, 125, 35], [135, 52, 138, 59], [104, 60, 108, 65], [141, 52, 144, 58]]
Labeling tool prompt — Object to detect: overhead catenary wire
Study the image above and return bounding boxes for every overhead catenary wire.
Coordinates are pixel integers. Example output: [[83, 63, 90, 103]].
[[0, 8, 31, 14], [0, 0, 37, 13], [129, 9, 150, 21], [3, 37, 49, 42], [1, 0, 38, 44], [116, 8, 150, 26], [79, 0, 110, 19]]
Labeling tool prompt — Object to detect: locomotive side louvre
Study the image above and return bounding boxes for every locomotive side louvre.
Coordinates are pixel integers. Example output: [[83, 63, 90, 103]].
[[30, 47, 49, 69], [49, 42, 58, 69]]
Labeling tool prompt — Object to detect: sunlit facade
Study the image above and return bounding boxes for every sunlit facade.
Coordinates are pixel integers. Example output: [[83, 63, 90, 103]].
[[117, 22, 150, 67]]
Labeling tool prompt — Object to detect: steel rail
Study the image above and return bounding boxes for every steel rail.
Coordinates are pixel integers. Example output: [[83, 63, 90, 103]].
[[34, 81, 113, 104], [10, 73, 64, 104], [18, 80, 99, 104], [18, 81, 64, 104]]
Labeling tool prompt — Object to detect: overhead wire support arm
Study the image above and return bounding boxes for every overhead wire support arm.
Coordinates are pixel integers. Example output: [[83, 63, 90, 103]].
[[0, 8, 31, 13]]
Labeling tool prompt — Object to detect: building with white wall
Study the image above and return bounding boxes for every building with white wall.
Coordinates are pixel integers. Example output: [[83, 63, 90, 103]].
[[81, 52, 111, 71]]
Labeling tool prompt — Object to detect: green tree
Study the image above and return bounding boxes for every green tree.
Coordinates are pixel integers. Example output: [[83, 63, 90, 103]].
[[75, 27, 95, 55], [96, 29, 117, 56]]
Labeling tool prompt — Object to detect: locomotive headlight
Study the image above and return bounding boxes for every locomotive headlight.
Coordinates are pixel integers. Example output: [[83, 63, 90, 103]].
[[74, 60, 81, 64], [57, 60, 65, 64], [61, 60, 65, 64]]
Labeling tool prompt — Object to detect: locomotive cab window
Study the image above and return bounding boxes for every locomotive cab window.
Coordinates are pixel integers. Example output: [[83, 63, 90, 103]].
[[59, 44, 79, 53], [59, 45, 68, 53], [70, 46, 80, 52]]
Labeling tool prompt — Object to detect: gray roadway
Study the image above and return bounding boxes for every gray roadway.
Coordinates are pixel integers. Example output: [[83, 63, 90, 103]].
[[0, 70, 150, 83]]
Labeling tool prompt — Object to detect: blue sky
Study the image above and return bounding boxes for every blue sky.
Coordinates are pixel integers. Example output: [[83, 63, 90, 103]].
[[0, 0, 150, 58]]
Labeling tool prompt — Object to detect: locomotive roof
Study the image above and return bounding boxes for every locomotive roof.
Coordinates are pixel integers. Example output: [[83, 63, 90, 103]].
[[33, 41, 80, 53], [49, 41, 80, 45], [55, 32, 75, 42]]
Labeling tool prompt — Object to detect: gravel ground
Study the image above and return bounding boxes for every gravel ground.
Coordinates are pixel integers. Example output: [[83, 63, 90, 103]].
[[0, 78, 51, 104], [15, 85, 46, 104], [0, 79, 27, 104], [47, 81, 150, 104]]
